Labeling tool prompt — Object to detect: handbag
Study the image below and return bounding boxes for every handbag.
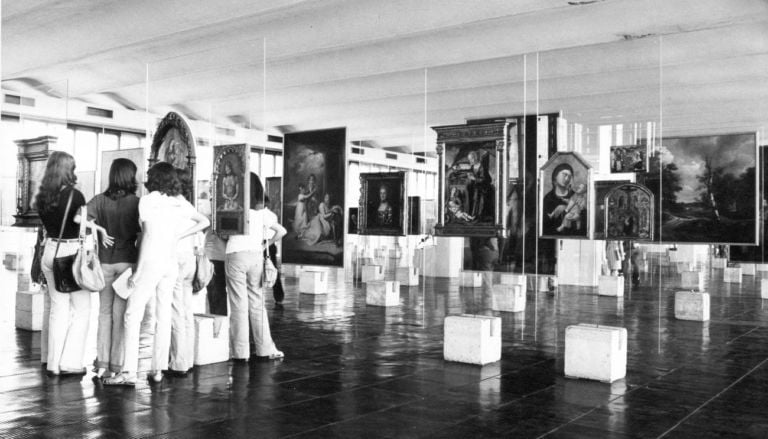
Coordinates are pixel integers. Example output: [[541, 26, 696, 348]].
[[263, 254, 278, 288], [30, 226, 46, 284], [52, 191, 81, 293], [73, 205, 106, 292], [192, 233, 214, 292]]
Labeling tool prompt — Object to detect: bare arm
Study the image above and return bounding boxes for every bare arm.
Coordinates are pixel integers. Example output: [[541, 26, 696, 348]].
[[266, 223, 287, 248], [179, 211, 210, 241], [74, 212, 114, 247]]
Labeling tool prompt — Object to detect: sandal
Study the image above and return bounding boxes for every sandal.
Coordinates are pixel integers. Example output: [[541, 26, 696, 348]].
[[148, 371, 163, 384], [103, 373, 136, 386]]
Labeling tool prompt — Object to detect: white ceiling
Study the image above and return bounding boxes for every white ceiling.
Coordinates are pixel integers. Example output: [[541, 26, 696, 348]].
[[3, 0, 768, 152]]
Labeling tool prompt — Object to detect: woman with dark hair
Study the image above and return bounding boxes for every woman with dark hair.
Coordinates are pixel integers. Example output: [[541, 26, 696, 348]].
[[105, 162, 209, 386], [86, 158, 141, 379], [37, 151, 112, 376], [225, 172, 286, 361]]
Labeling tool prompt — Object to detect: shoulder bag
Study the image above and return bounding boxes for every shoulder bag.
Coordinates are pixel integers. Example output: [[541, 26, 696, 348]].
[[192, 232, 214, 292], [30, 226, 47, 285], [262, 224, 278, 288], [51, 190, 81, 292], [73, 204, 106, 292]]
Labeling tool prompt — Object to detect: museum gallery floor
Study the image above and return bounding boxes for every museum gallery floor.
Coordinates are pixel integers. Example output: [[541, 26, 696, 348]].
[[1, 257, 767, 438]]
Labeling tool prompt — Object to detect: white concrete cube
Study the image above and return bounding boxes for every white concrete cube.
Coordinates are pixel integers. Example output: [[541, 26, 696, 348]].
[[444, 314, 501, 365], [299, 270, 328, 294], [756, 263, 768, 272], [667, 250, 680, 262], [712, 257, 727, 269], [675, 262, 694, 274], [674, 291, 710, 321], [681, 271, 704, 291], [740, 263, 756, 276], [565, 324, 627, 383], [460, 271, 483, 288], [499, 274, 526, 289], [658, 255, 671, 266], [396, 267, 419, 286], [194, 314, 229, 366], [361, 265, 384, 283], [383, 257, 399, 275], [15, 290, 44, 331], [723, 266, 742, 283], [492, 284, 525, 313], [366, 281, 400, 306], [388, 248, 402, 259], [598, 276, 624, 297], [17, 274, 32, 292], [761, 279, 768, 299]]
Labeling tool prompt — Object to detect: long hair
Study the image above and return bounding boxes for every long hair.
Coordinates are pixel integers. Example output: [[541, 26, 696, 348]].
[[145, 162, 181, 196], [105, 158, 138, 200], [175, 167, 193, 201], [35, 151, 77, 214], [250, 172, 264, 209]]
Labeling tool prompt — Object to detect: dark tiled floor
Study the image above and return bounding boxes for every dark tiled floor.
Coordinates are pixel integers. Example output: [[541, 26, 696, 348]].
[[2, 255, 768, 438]]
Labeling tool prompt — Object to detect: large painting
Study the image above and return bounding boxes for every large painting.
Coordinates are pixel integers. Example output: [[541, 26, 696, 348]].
[[265, 177, 282, 221], [282, 128, 346, 267], [212, 144, 249, 238], [359, 171, 406, 236], [646, 132, 758, 244], [433, 121, 511, 237], [610, 144, 647, 173], [605, 183, 654, 240], [539, 151, 592, 239], [730, 145, 767, 262], [149, 111, 196, 202]]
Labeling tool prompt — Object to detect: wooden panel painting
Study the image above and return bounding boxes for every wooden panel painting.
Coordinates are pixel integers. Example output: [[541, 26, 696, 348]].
[[646, 132, 758, 244], [212, 144, 249, 238], [539, 151, 592, 239], [610, 144, 647, 173], [281, 128, 346, 267], [605, 183, 654, 240], [149, 111, 196, 202]]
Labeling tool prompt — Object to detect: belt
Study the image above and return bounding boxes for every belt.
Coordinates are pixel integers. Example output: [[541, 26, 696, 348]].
[[49, 237, 80, 243]]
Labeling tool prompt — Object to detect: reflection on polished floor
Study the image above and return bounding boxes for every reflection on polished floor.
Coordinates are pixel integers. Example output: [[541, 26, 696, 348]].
[[2, 256, 768, 438]]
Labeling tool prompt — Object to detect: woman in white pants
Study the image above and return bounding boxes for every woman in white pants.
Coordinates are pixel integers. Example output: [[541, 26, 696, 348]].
[[37, 151, 112, 376], [226, 173, 286, 361], [105, 163, 208, 386]]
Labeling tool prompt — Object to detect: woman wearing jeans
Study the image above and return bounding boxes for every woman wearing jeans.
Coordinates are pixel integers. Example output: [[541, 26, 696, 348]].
[[87, 158, 141, 379], [105, 163, 208, 385], [226, 173, 286, 361]]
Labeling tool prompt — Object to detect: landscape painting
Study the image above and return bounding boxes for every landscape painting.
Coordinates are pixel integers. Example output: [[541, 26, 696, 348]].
[[646, 132, 758, 244], [730, 145, 766, 261]]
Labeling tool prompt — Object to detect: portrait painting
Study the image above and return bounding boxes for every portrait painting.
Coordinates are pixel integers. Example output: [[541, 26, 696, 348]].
[[610, 144, 647, 173], [731, 145, 767, 262], [348, 208, 358, 234], [539, 151, 592, 239], [149, 111, 196, 202], [282, 128, 346, 267], [645, 132, 758, 244], [359, 171, 406, 236], [265, 177, 282, 221], [605, 183, 654, 240], [433, 121, 510, 237], [212, 144, 249, 238]]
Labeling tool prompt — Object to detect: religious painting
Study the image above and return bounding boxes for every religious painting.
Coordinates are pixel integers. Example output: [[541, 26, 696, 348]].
[[265, 177, 282, 221], [359, 171, 406, 236], [408, 196, 421, 235], [13, 136, 52, 227], [539, 151, 592, 239], [433, 121, 511, 237], [212, 144, 249, 238], [348, 208, 358, 234], [593, 179, 630, 240], [610, 144, 647, 173], [282, 128, 346, 267], [646, 132, 758, 244], [605, 183, 654, 240], [101, 148, 145, 196], [149, 111, 196, 202]]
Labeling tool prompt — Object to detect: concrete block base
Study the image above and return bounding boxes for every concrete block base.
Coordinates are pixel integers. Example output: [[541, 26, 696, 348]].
[[194, 314, 229, 366], [396, 267, 419, 286], [565, 324, 627, 383], [444, 314, 501, 365], [681, 271, 704, 291], [366, 281, 400, 306], [723, 267, 742, 283], [492, 284, 525, 313], [674, 291, 710, 321], [598, 276, 624, 297], [460, 271, 483, 288], [361, 265, 384, 283], [15, 290, 44, 331]]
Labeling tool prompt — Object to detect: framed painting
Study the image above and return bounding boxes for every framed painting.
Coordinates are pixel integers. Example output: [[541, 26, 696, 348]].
[[433, 120, 513, 237], [148, 111, 196, 202], [731, 145, 767, 262], [212, 144, 249, 238], [646, 132, 758, 244], [359, 171, 406, 236], [265, 177, 282, 221], [281, 128, 346, 267], [408, 196, 421, 235], [593, 179, 630, 240], [348, 208, 358, 234], [610, 144, 647, 173], [539, 151, 592, 239], [605, 183, 654, 240]]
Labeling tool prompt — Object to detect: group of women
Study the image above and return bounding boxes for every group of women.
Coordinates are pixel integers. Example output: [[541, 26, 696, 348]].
[[36, 151, 285, 385]]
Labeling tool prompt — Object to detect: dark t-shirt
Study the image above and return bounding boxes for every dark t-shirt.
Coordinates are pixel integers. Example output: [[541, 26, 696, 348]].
[[87, 193, 141, 264], [39, 187, 86, 239]]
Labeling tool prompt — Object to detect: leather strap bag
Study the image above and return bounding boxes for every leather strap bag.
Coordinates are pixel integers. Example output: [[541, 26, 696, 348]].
[[73, 204, 106, 292], [51, 190, 80, 293], [192, 233, 214, 292]]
